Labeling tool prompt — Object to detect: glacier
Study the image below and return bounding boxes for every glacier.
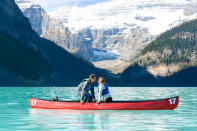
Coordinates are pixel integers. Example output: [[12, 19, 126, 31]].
[[15, 0, 197, 73]]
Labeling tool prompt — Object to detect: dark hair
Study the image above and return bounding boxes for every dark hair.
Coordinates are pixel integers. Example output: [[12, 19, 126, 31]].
[[89, 74, 96, 79], [98, 77, 105, 84]]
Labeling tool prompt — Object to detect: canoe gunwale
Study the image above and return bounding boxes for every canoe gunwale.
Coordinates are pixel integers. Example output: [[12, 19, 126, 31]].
[[29, 96, 179, 110], [29, 96, 178, 103]]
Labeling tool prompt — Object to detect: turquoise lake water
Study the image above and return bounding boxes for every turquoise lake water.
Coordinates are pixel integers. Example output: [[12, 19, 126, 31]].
[[0, 87, 197, 130]]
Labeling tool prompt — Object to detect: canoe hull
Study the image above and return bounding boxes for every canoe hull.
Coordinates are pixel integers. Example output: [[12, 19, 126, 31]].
[[29, 96, 179, 110]]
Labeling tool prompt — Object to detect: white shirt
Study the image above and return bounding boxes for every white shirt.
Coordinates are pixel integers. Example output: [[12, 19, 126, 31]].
[[97, 83, 111, 102]]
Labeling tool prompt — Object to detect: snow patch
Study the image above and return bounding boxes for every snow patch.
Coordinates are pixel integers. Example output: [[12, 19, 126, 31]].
[[49, 0, 197, 35], [93, 49, 119, 61], [15, 0, 38, 11]]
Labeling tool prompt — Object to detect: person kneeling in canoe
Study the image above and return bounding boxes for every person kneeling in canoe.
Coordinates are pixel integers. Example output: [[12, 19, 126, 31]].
[[77, 74, 97, 103], [97, 77, 112, 103]]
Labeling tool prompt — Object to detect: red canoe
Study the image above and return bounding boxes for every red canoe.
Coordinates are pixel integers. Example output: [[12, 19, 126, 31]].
[[29, 96, 179, 110]]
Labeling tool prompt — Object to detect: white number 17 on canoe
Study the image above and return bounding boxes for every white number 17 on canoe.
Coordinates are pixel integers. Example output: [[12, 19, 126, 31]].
[[31, 100, 37, 105], [169, 98, 176, 104]]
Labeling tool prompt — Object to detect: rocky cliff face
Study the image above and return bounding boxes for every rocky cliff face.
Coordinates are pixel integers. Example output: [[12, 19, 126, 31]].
[[137, 51, 183, 76], [15, 0, 197, 74], [77, 27, 155, 73], [0, 0, 116, 86], [89, 27, 154, 60], [118, 18, 197, 86], [49, 0, 197, 73], [15, 1, 93, 60], [129, 19, 197, 77], [15, 0, 157, 73]]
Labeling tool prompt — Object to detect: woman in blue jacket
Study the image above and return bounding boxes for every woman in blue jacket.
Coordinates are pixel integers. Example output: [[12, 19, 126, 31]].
[[97, 77, 112, 103]]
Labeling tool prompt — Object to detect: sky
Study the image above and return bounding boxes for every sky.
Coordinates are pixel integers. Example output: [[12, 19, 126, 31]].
[[34, 0, 112, 12], [33, 0, 193, 12]]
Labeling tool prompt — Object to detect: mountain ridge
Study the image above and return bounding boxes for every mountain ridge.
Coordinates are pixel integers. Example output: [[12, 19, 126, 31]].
[[15, 1, 94, 60], [15, 0, 197, 73], [0, 0, 117, 86], [119, 18, 197, 86], [137, 18, 197, 76]]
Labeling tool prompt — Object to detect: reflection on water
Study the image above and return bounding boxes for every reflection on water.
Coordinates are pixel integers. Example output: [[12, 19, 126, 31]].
[[28, 109, 112, 130], [27, 109, 192, 131], [27, 109, 180, 130], [0, 87, 197, 130]]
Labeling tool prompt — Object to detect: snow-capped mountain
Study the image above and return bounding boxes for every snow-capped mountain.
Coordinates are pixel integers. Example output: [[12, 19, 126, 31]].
[[48, 0, 197, 73], [15, 0, 94, 60], [15, 0, 36, 11], [15, 0, 197, 73], [49, 0, 197, 35]]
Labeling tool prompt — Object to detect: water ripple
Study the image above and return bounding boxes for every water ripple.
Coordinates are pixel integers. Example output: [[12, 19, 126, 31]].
[[0, 87, 197, 130]]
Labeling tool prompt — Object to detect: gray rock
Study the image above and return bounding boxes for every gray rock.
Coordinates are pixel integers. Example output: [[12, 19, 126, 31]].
[[16, 2, 93, 60]]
